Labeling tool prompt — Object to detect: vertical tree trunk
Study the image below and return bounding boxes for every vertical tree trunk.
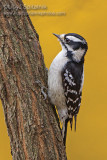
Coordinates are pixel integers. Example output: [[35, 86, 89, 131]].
[[0, 0, 67, 159]]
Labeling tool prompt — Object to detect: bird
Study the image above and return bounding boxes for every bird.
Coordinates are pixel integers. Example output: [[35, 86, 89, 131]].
[[48, 33, 88, 145]]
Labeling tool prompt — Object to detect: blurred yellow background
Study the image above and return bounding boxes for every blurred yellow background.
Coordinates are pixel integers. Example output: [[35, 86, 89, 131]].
[[0, 0, 107, 159]]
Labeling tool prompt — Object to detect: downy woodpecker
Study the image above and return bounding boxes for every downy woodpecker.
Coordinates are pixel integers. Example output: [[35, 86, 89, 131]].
[[48, 33, 88, 145]]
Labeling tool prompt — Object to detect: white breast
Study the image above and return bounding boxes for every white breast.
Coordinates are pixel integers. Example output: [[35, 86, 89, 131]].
[[48, 50, 68, 111]]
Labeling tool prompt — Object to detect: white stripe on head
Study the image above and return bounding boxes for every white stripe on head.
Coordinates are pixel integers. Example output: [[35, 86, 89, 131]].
[[66, 36, 82, 42]]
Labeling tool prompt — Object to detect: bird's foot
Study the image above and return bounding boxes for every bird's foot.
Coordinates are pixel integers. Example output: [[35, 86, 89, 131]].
[[35, 80, 48, 100]]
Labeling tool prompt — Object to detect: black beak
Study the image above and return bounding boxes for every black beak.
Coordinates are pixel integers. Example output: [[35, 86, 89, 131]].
[[53, 33, 64, 43], [53, 33, 68, 51], [53, 33, 62, 41]]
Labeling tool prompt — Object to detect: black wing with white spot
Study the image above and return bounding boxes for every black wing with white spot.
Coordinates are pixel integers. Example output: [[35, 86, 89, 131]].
[[62, 61, 83, 130], [63, 69, 81, 115]]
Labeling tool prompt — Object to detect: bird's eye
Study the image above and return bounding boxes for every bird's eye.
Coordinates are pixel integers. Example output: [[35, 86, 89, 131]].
[[65, 38, 70, 44]]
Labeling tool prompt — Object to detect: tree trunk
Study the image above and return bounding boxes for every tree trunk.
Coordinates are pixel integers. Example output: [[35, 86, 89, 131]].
[[0, 0, 67, 159]]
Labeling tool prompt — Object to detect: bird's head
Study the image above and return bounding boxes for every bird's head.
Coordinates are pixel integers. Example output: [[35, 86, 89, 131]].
[[53, 33, 88, 63]]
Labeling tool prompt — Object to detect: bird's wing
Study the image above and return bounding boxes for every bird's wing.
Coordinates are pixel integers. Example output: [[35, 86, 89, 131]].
[[62, 68, 82, 129]]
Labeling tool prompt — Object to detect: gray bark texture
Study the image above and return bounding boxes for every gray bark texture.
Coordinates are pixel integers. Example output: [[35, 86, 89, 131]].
[[0, 0, 67, 160]]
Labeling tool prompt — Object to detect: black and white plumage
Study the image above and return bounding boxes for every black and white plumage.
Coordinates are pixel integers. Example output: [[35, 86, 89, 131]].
[[48, 33, 88, 145], [62, 60, 83, 139]]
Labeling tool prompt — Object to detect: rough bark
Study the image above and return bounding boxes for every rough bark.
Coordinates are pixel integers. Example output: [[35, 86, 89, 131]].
[[0, 0, 67, 160]]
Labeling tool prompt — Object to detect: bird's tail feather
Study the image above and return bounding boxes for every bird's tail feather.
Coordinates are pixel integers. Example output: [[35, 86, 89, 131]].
[[70, 115, 77, 131], [63, 115, 77, 146], [74, 114, 77, 131], [63, 118, 69, 146], [69, 117, 73, 131]]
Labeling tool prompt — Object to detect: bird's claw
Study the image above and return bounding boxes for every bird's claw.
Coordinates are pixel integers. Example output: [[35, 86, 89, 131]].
[[35, 80, 47, 100]]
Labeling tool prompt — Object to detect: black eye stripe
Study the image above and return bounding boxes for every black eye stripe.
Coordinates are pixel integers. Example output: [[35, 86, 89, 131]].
[[64, 33, 88, 51], [65, 38, 71, 43], [67, 40, 80, 46], [65, 40, 87, 50]]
